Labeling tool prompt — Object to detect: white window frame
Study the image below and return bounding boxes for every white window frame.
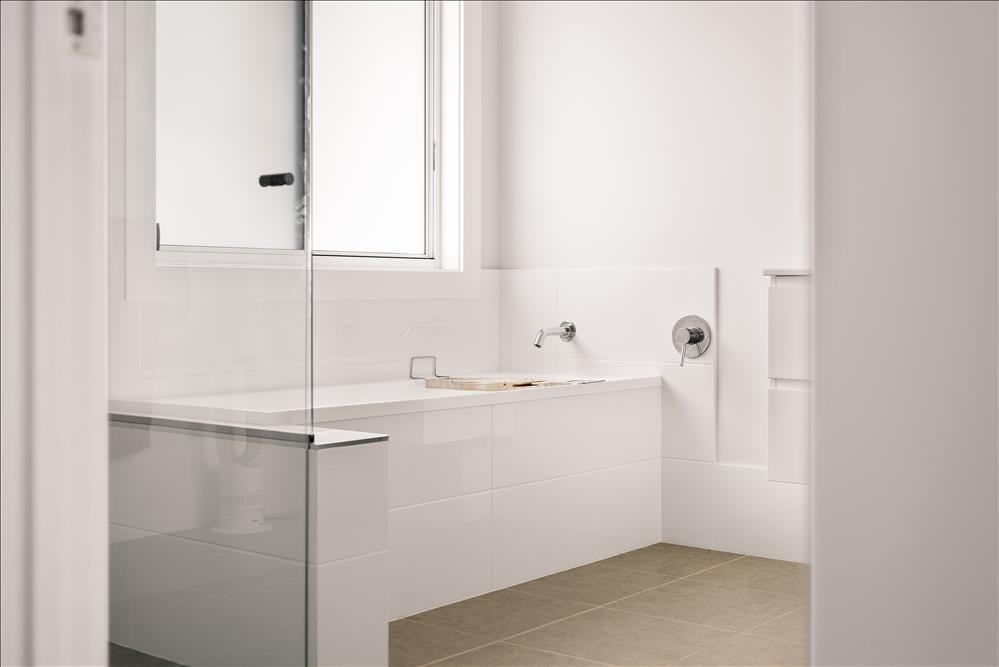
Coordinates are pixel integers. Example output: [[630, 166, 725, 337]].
[[128, 0, 481, 302], [311, 0, 480, 300], [312, 0, 441, 265]]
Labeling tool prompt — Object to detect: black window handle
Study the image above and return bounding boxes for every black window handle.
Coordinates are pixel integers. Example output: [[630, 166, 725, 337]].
[[259, 173, 295, 187]]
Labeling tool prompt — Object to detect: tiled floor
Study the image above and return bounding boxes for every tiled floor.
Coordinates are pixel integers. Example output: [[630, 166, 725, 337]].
[[390, 543, 809, 667]]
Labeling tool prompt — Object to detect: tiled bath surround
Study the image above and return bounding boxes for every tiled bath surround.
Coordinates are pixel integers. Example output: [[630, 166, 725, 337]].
[[498, 269, 810, 563]]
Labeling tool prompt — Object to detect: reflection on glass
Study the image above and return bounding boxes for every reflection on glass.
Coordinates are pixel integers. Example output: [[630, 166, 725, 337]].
[[109, 425, 307, 666]]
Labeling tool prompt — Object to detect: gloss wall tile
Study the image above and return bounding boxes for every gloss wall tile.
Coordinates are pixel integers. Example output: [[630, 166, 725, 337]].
[[331, 407, 492, 509], [498, 269, 558, 363], [312, 443, 388, 564], [492, 460, 661, 588], [661, 458, 714, 547], [313, 552, 389, 667], [388, 493, 492, 619], [492, 388, 661, 487], [556, 269, 717, 364]]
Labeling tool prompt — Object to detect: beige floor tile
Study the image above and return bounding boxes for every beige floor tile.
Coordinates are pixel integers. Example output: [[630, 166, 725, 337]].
[[747, 607, 809, 644], [410, 589, 592, 641], [685, 557, 810, 601], [514, 563, 674, 605], [672, 634, 808, 666], [609, 579, 801, 631], [435, 642, 606, 666], [598, 544, 742, 578], [389, 620, 492, 667], [513, 608, 734, 666]]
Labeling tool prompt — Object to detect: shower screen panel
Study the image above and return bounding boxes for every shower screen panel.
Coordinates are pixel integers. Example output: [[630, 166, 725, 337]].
[[107, 2, 311, 666]]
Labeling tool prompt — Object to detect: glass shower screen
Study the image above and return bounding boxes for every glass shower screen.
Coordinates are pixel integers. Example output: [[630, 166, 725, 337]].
[[107, 2, 311, 666]]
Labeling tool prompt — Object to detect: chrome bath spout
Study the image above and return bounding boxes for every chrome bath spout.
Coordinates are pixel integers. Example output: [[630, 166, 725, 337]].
[[533, 321, 576, 348]]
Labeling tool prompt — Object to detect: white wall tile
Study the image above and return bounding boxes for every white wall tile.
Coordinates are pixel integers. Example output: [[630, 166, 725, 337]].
[[492, 388, 661, 487], [499, 269, 558, 366], [140, 299, 308, 389], [110, 424, 307, 558], [660, 363, 717, 461], [554, 358, 716, 462], [314, 552, 389, 667], [492, 460, 660, 588], [556, 269, 717, 365], [768, 283, 810, 380], [332, 408, 492, 509], [768, 387, 810, 484], [501, 356, 559, 375], [205, 624, 305, 667], [130, 574, 304, 666], [713, 463, 810, 562], [388, 493, 492, 618], [313, 443, 388, 564], [130, 544, 300, 619], [313, 270, 500, 385], [661, 458, 714, 548]]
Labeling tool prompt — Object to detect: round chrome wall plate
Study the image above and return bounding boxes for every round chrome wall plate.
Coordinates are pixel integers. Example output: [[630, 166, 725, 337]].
[[671, 315, 711, 359], [559, 321, 577, 342]]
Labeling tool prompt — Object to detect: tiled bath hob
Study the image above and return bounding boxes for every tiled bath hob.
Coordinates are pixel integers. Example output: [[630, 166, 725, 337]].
[[391, 543, 809, 667]]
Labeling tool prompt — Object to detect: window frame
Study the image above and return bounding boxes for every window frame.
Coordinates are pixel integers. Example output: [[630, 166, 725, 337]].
[[311, 0, 442, 263], [132, 0, 481, 302]]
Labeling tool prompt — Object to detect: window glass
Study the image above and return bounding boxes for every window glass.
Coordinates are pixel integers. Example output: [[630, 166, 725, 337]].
[[312, 1, 429, 257]]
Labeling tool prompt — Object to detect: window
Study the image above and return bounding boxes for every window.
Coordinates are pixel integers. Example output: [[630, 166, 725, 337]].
[[312, 0, 454, 263]]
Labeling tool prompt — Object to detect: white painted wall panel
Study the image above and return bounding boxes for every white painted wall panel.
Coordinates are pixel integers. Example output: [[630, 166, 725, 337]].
[[768, 284, 810, 380], [813, 2, 998, 663]]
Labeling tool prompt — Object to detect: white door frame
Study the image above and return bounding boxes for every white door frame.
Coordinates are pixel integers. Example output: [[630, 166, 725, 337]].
[[1, 1, 108, 665]]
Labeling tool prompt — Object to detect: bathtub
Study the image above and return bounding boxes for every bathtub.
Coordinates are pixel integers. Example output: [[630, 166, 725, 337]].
[[109, 373, 664, 666]]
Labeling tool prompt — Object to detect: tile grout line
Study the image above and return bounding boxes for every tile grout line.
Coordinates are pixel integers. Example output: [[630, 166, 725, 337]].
[[741, 604, 809, 644], [417, 605, 600, 667], [592, 554, 747, 609], [664, 604, 810, 666], [413, 552, 754, 666], [497, 642, 612, 666]]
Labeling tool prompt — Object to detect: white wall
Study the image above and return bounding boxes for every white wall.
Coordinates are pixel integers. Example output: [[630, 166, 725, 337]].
[[493, 1, 812, 561], [496, 0, 811, 467], [480, 0, 500, 269], [1, 3, 31, 663], [813, 1, 998, 665], [109, 1, 501, 401]]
